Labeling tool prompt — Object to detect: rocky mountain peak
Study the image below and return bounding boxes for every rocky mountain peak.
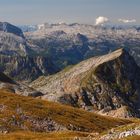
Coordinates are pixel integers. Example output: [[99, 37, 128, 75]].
[[0, 22, 24, 38], [30, 48, 140, 118]]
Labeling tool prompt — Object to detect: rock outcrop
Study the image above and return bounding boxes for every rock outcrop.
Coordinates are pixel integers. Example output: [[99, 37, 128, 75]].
[[30, 49, 140, 118]]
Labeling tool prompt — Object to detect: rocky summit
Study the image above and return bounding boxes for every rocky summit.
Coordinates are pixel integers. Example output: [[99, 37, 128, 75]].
[[31, 49, 140, 118]]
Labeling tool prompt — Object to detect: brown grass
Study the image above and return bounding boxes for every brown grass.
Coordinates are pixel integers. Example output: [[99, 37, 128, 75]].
[[120, 135, 140, 140], [0, 131, 90, 140], [0, 89, 133, 139]]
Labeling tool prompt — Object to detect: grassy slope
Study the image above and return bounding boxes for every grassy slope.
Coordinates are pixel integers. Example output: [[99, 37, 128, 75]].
[[0, 89, 133, 139], [121, 136, 140, 140], [0, 131, 90, 140]]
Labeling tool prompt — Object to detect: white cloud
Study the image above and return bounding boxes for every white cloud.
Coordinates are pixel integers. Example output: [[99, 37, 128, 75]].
[[118, 19, 136, 23], [95, 16, 109, 25]]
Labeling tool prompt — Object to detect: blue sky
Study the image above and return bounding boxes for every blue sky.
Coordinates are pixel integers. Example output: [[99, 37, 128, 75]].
[[0, 0, 139, 25]]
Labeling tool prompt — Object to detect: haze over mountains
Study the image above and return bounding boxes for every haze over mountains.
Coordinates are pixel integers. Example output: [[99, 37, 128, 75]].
[[0, 21, 140, 139]]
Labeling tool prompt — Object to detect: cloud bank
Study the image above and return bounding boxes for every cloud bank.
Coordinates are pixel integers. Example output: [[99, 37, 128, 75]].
[[95, 16, 109, 25], [118, 19, 136, 23]]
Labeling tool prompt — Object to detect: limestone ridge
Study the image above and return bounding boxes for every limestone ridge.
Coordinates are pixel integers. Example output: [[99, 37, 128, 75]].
[[31, 49, 140, 118]]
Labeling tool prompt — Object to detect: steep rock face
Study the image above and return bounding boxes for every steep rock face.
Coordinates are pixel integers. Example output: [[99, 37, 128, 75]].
[[0, 22, 60, 81], [30, 49, 140, 118], [0, 22, 30, 57], [0, 55, 59, 82], [0, 32, 28, 56]]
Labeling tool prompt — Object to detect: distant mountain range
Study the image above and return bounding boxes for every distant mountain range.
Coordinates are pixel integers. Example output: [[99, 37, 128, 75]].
[[0, 21, 140, 83], [25, 22, 140, 67]]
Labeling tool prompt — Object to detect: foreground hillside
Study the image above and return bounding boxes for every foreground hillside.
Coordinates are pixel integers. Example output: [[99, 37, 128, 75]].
[[0, 131, 91, 140], [1, 122, 140, 140], [0, 90, 129, 133], [0, 89, 139, 140], [30, 48, 140, 118], [0, 89, 134, 139]]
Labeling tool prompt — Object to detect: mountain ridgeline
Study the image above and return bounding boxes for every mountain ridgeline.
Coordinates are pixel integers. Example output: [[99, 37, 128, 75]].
[[31, 49, 140, 118], [0, 22, 140, 82]]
